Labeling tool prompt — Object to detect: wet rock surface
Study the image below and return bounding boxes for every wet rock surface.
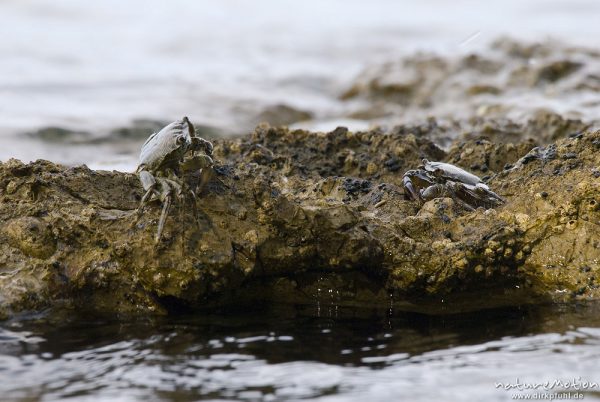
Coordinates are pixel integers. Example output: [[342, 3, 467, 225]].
[[341, 38, 600, 129], [1, 122, 599, 319]]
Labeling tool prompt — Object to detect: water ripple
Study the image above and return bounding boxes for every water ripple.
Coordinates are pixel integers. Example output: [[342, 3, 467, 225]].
[[1, 304, 600, 401]]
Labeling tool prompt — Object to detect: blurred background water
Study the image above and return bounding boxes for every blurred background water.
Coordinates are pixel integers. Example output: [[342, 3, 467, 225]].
[[2, 2, 600, 401], [1, 0, 600, 169]]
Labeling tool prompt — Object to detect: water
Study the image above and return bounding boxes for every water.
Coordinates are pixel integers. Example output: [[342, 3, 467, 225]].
[[1, 303, 600, 401], [2, 0, 600, 168]]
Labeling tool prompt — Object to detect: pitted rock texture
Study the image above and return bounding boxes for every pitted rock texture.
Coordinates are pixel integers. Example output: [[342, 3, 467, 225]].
[[0, 125, 599, 319]]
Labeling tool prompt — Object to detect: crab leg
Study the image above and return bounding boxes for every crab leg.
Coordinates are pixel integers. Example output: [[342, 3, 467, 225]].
[[420, 184, 446, 201], [187, 189, 200, 229], [452, 197, 476, 212], [153, 175, 185, 243], [138, 170, 160, 215], [156, 194, 172, 243], [154, 177, 173, 244]]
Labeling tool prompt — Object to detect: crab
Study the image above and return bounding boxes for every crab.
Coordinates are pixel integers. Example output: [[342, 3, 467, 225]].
[[403, 159, 504, 211], [136, 116, 214, 243]]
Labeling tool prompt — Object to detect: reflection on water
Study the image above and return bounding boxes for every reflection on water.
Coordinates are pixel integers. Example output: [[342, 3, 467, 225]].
[[1, 303, 600, 401]]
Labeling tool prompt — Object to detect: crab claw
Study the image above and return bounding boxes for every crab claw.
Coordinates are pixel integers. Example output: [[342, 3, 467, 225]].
[[182, 116, 194, 133], [181, 154, 214, 173], [203, 139, 214, 156], [403, 173, 421, 201], [190, 137, 213, 156]]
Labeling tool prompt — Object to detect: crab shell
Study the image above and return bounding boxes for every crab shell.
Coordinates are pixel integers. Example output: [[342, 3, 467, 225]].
[[422, 159, 483, 187], [138, 117, 194, 173]]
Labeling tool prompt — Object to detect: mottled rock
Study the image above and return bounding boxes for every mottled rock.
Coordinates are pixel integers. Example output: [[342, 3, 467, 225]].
[[252, 104, 313, 127], [340, 38, 600, 128], [1, 126, 599, 319], [26, 127, 91, 143], [4, 217, 56, 259]]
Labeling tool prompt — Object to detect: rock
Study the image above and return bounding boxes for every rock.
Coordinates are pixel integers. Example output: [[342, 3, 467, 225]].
[[4, 217, 56, 259], [1, 125, 600, 319], [535, 60, 583, 85], [459, 111, 590, 144], [251, 104, 313, 127], [107, 119, 169, 141], [446, 138, 536, 174], [339, 38, 600, 127], [26, 127, 91, 143]]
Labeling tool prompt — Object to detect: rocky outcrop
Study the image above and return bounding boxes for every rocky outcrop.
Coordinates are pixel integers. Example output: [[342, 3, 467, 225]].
[[340, 38, 600, 130], [1, 125, 599, 319]]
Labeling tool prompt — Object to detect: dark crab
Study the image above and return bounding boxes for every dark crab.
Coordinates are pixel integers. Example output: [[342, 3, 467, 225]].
[[403, 159, 504, 210]]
